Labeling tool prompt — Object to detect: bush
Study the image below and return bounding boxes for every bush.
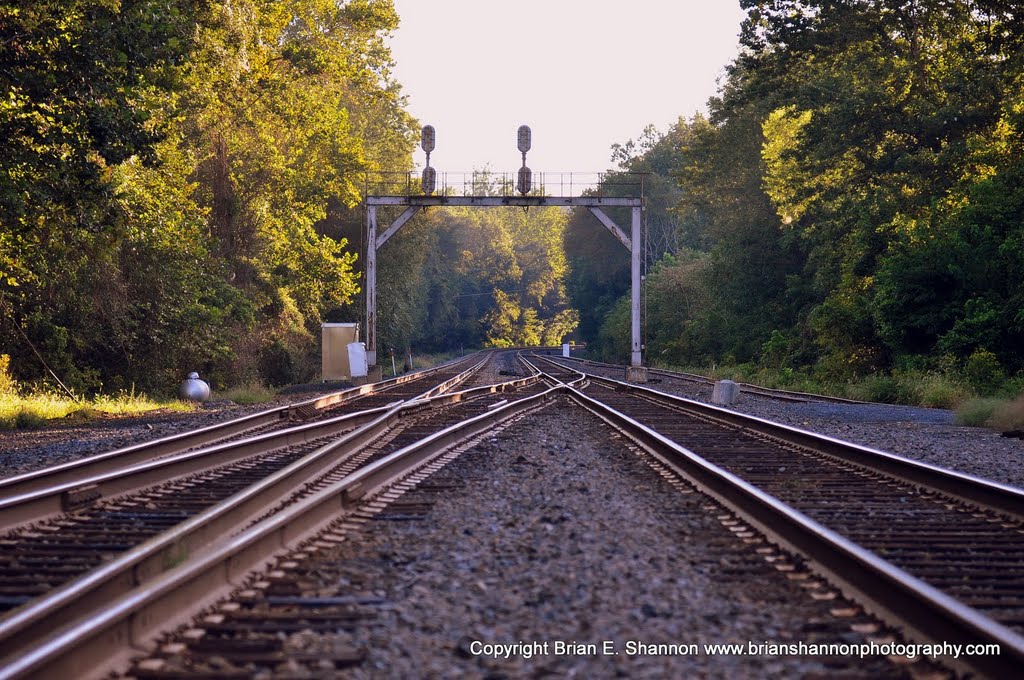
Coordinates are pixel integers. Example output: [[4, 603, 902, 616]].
[[917, 374, 967, 409], [221, 384, 276, 405], [0, 407, 48, 430], [989, 395, 1024, 431], [63, 406, 100, 424], [997, 374, 1024, 399], [955, 398, 1003, 427], [851, 375, 904, 404], [0, 355, 15, 395], [14, 409, 48, 429], [259, 340, 297, 387], [963, 349, 1005, 395]]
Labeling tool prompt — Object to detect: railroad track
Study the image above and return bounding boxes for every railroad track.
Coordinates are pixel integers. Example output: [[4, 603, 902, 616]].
[[0, 353, 502, 535], [550, 354, 865, 403], [526, 357, 1023, 677], [3, 352, 1021, 677], [0, 352, 490, 501], [0, 353, 558, 677]]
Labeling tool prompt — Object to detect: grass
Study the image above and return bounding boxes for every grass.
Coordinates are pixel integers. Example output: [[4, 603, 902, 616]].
[[652, 361, 847, 400], [220, 384, 277, 405], [958, 395, 1024, 431], [403, 350, 463, 373], [650, 359, 977, 410], [659, 356, 1024, 432], [989, 395, 1024, 431], [955, 398, 1004, 427], [0, 389, 195, 431]]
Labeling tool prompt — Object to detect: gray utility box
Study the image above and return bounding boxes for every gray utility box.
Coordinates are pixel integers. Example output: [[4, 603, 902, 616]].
[[322, 323, 359, 381]]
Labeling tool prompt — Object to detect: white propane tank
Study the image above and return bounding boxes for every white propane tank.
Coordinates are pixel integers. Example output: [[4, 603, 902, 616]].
[[179, 372, 211, 402]]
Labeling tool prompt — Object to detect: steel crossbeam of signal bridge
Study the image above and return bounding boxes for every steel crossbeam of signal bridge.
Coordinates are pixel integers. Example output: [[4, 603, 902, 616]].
[[362, 129, 647, 382]]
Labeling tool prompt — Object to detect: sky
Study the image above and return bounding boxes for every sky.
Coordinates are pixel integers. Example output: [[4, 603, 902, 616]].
[[387, 0, 746, 174]]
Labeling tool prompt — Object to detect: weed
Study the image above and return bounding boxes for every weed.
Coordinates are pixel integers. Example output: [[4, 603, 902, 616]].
[[849, 375, 904, 404], [955, 398, 1003, 427], [63, 407, 100, 424], [0, 354, 15, 395], [14, 409, 47, 429], [0, 387, 193, 430], [220, 384, 276, 405], [988, 395, 1024, 431], [963, 349, 1005, 395], [917, 374, 967, 409]]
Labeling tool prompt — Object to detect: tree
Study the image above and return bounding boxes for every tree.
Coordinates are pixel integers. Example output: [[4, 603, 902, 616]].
[[0, 0, 418, 390], [0, 0, 212, 389]]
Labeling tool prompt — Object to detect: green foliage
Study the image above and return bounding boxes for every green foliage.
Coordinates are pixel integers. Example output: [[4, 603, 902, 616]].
[[962, 349, 1006, 395], [0, 386, 192, 430], [0, 355, 14, 395], [374, 201, 579, 353], [848, 375, 903, 405], [760, 330, 791, 368], [567, 2, 1024, 386], [917, 375, 967, 410], [10, 410, 48, 431], [220, 384, 276, 405], [1, 1, 413, 392], [596, 297, 632, 362], [955, 398, 1004, 427], [1000, 375, 1024, 400]]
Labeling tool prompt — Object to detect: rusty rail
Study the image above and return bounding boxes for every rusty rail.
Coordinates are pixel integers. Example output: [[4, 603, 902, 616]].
[[559, 377, 1024, 677], [549, 354, 866, 404], [0, 384, 563, 680], [0, 352, 490, 501], [0, 371, 543, 668]]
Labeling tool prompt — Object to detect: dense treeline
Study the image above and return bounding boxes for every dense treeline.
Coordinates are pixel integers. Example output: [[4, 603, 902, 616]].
[[370, 195, 579, 360], [1, 0, 416, 392], [578, 0, 1024, 397], [0, 0, 579, 394], [8, 1, 1020, 400]]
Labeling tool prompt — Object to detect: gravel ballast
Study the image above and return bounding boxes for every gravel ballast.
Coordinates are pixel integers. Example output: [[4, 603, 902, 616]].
[[566, 360, 1024, 490], [0, 356, 977, 678], [143, 400, 938, 679], [0, 388, 345, 480]]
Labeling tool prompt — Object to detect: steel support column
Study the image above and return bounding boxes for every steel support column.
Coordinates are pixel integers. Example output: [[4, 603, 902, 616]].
[[630, 206, 642, 367], [363, 194, 645, 378], [366, 205, 377, 367]]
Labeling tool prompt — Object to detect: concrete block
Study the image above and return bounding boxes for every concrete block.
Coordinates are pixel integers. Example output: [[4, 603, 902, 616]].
[[712, 380, 739, 406], [352, 364, 384, 386], [625, 366, 648, 383]]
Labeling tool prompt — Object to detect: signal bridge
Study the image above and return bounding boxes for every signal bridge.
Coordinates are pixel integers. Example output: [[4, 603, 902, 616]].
[[363, 127, 647, 382]]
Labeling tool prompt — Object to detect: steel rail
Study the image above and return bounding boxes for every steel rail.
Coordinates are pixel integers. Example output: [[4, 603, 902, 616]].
[[0, 407, 391, 532], [411, 353, 490, 399], [0, 385, 564, 680], [0, 373, 544, 664], [551, 354, 866, 404], [576, 370, 1024, 521], [516, 352, 577, 382], [0, 352, 489, 499], [0, 353, 493, 532], [564, 384, 1024, 678]]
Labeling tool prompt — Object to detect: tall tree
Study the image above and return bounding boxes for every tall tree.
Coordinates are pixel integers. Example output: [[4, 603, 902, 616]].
[[1, 0, 418, 390]]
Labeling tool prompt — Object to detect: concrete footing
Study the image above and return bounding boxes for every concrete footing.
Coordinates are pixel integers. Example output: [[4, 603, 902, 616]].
[[711, 379, 739, 406], [625, 366, 648, 384], [352, 365, 384, 386]]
